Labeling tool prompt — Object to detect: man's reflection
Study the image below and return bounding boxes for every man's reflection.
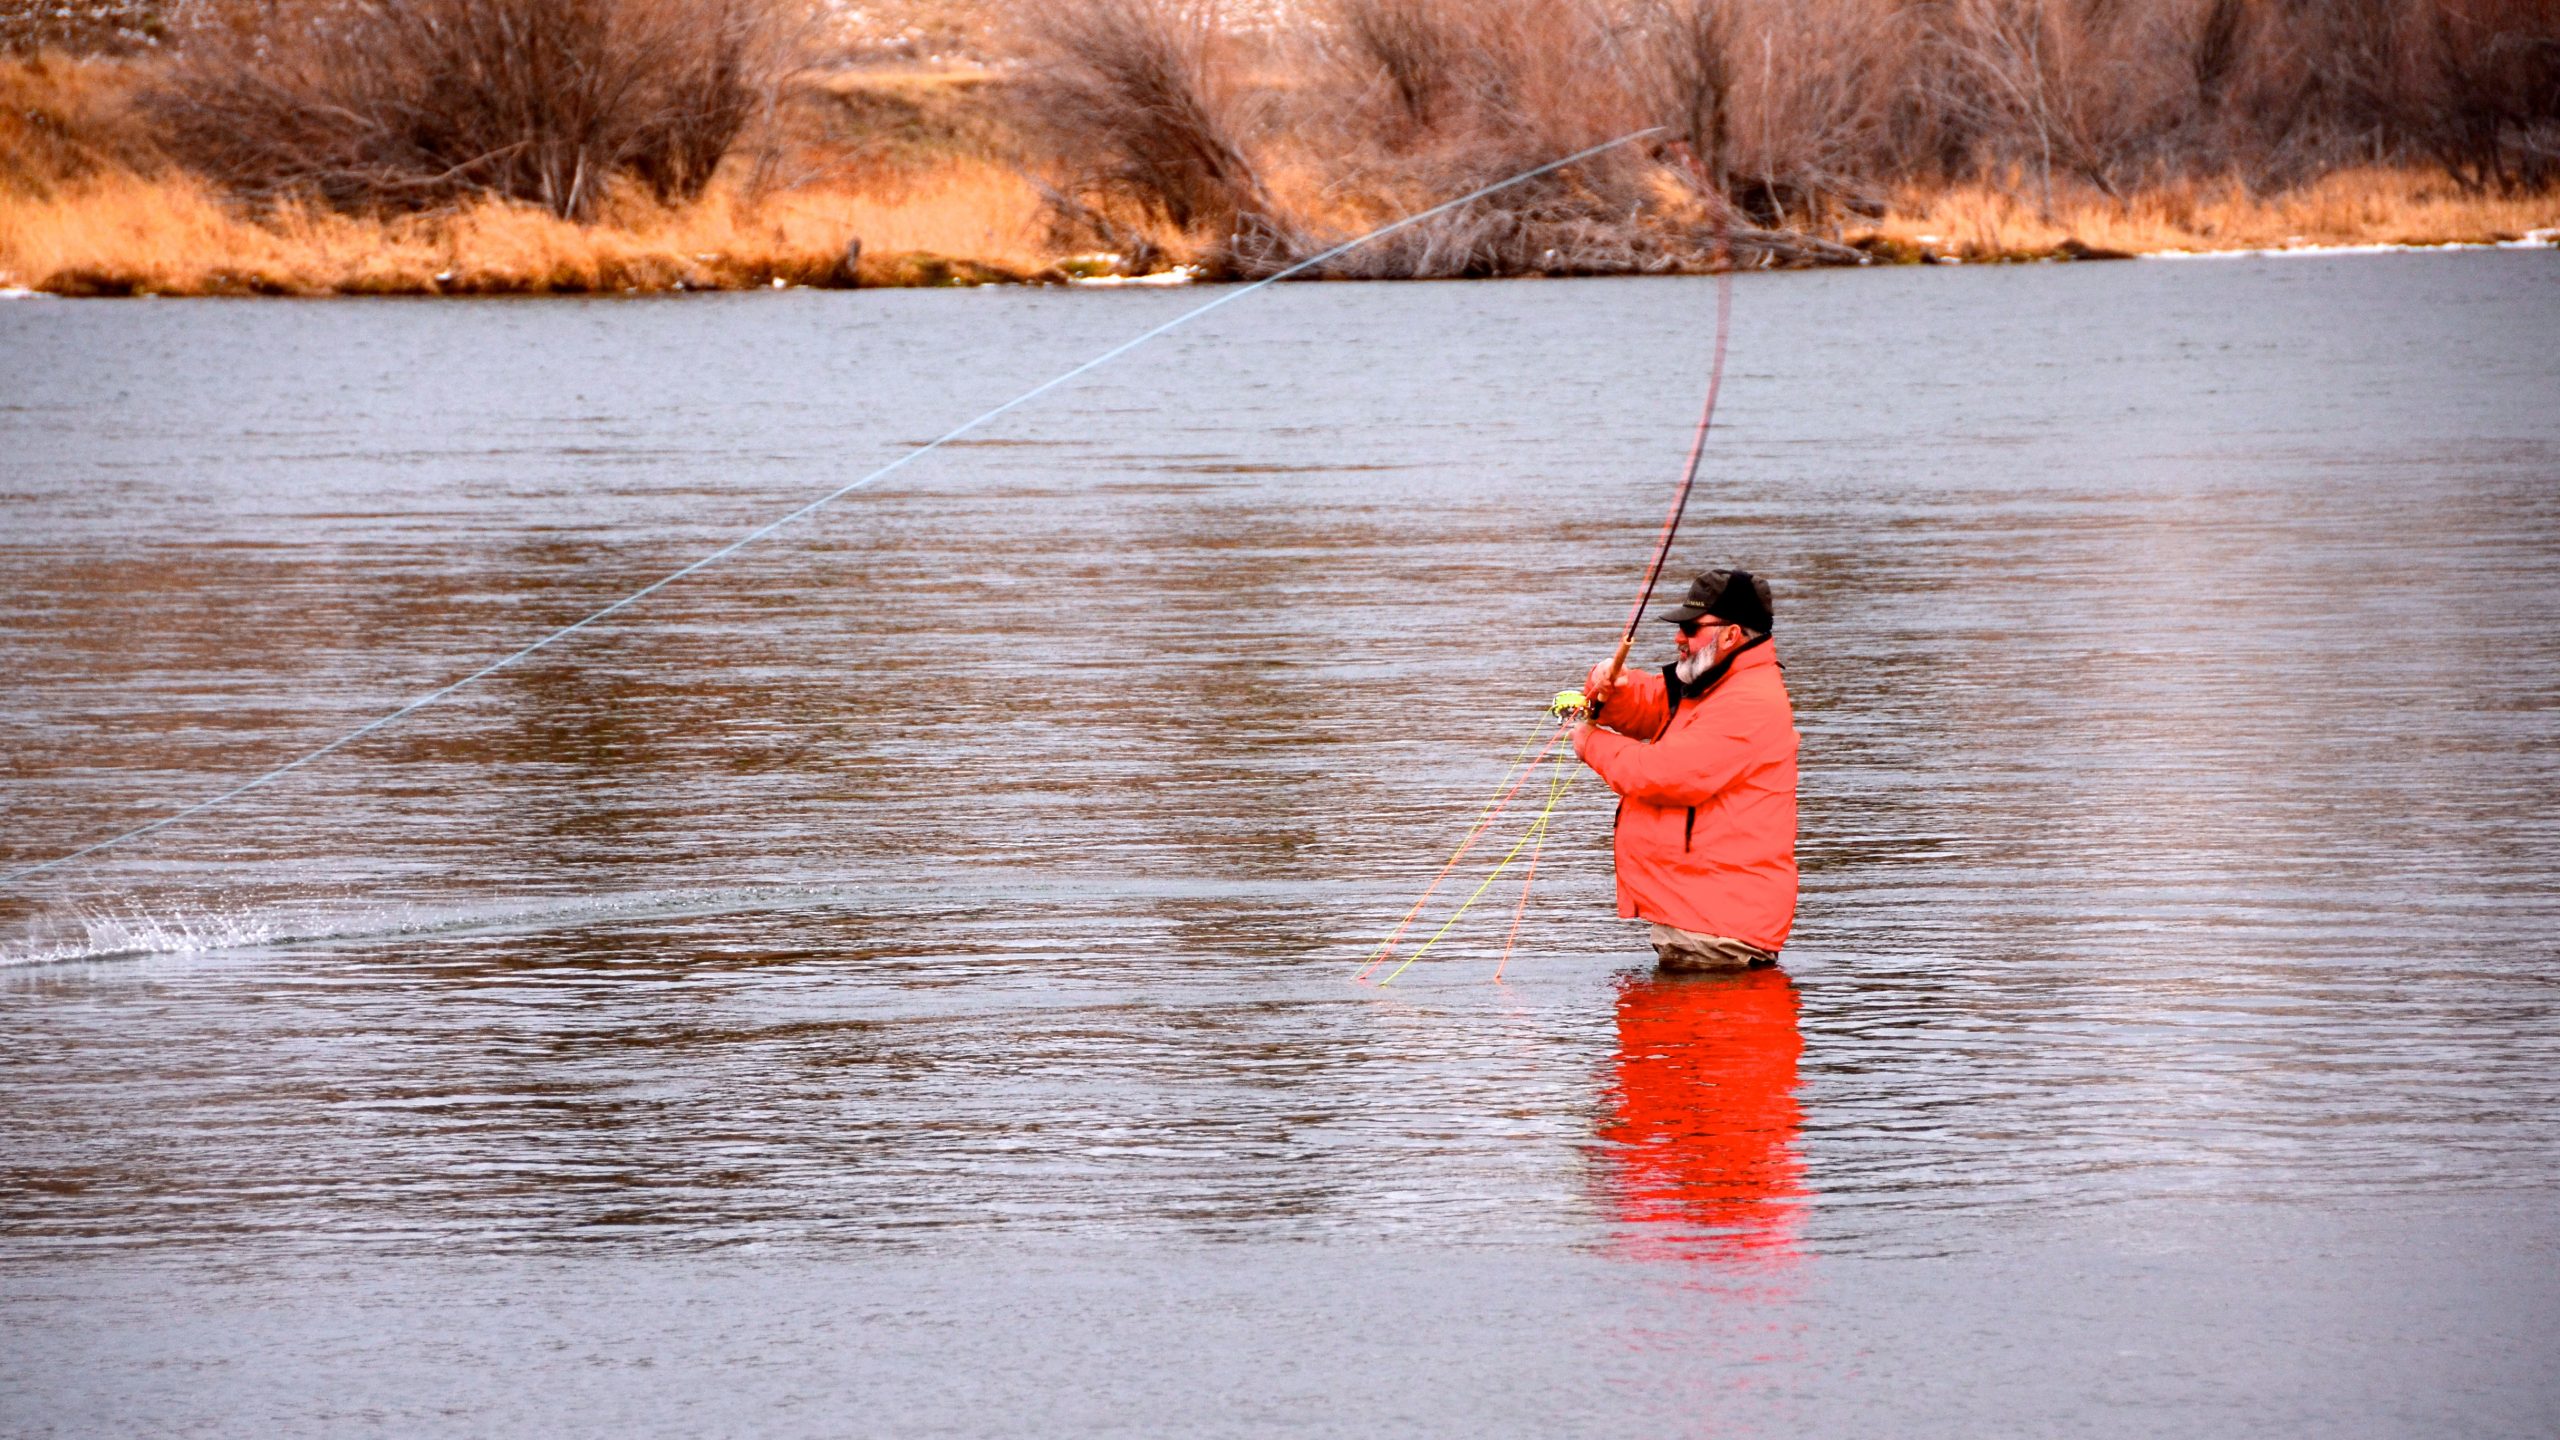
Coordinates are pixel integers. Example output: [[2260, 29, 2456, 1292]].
[[1595, 967, 1807, 1265]]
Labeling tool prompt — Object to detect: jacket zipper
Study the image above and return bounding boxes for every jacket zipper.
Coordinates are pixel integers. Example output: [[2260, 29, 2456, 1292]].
[[1684, 807, 1696, 851]]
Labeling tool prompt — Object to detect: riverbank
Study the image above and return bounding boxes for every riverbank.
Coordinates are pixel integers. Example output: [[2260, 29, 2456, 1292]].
[[4, 54, 2554, 297]]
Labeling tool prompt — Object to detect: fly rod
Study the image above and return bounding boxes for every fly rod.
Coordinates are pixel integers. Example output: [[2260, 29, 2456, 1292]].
[[1588, 244, 1735, 706]]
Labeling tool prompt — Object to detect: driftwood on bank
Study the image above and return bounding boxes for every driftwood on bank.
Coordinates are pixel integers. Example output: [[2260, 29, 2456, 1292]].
[[1717, 224, 1872, 267], [1219, 211, 1878, 280]]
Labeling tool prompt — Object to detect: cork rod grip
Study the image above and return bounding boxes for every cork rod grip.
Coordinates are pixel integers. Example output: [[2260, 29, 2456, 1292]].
[[1593, 634, 1635, 708]]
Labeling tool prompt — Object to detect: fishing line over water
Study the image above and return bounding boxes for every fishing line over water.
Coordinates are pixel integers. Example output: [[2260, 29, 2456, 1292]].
[[3, 127, 1668, 892]]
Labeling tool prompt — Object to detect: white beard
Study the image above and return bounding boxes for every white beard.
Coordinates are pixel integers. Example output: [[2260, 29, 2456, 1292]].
[[1675, 646, 1721, 685]]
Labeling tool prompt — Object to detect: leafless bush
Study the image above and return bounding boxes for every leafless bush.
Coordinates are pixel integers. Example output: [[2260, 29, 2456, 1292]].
[[1686, 0, 1902, 224], [1328, 0, 1468, 134], [1300, 0, 1687, 276], [1327, 0, 1641, 150], [149, 0, 794, 220], [1642, 0, 1734, 187], [1331, 0, 1902, 243], [1918, 0, 2193, 207], [1013, 0, 1292, 266], [2131, 0, 2558, 192], [2423, 0, 2560, 190], [2188, 0, 2247, 110]]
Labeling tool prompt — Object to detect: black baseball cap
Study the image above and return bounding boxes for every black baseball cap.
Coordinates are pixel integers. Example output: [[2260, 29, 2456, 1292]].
[[1654, 568, 1774, 632]]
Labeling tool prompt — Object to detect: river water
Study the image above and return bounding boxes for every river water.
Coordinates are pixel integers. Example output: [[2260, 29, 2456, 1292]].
[[3, 253, 2556, 1436]]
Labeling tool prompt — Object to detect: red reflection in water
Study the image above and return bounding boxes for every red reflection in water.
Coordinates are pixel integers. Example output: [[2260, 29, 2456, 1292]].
[[1596, 967, 1808, 1266]]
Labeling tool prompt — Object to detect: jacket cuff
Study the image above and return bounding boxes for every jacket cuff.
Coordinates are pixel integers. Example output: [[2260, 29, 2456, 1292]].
[[1575, 724, 1630, 786], [1594, 687, 1651, 734]]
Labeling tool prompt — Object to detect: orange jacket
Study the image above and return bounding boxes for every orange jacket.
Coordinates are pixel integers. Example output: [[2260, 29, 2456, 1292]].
[[1573, 639, 1799, 951]]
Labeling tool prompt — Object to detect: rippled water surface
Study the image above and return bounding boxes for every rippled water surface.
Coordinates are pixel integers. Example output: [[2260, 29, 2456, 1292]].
[[4, 255, 2557, 1436]]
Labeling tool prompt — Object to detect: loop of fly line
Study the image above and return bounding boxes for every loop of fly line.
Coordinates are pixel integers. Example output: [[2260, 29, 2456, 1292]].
[[1375, 742, 1578, 987], [1354, 715, 1572, 984]]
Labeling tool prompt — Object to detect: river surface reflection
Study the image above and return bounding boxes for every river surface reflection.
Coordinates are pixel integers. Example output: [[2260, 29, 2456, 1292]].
[[2, 254, 2557, 1436], [1599, 969, 1807, 1265]]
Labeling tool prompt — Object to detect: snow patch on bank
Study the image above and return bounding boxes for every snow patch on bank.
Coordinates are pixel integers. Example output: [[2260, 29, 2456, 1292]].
[[1068, 266, 1200, 288], [2146, 228, 2558, 260]]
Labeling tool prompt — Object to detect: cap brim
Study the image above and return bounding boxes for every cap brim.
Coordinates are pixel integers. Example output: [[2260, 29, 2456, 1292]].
[[1654, 605, 1712, 625]]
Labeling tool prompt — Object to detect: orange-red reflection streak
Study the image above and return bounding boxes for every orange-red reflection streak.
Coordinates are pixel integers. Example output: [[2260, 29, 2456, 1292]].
[[1596, 968, 1808, 1266]]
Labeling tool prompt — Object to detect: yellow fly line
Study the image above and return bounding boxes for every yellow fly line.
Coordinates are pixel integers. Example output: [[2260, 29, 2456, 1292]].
[[1374, 741, 1578, 986], [1353, 714, 1569, 984]]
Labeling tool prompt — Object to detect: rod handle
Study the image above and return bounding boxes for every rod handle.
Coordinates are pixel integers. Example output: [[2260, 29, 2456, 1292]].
[[1592, 634, 1635, 709]]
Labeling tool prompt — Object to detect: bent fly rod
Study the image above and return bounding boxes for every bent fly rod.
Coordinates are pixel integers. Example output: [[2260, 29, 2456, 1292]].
[[1590, 230, 1736, 705], [3, 127, 1669, 891]]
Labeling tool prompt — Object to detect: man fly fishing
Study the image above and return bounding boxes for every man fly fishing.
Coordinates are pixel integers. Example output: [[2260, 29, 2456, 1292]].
[[1576, 568, 1799, 972], [1355, 172, 1766, 986]]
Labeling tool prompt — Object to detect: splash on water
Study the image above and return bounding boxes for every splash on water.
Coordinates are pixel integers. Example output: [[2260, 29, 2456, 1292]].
[[1, 883, 859, 969], [0, 873, 1350, 971], [2, 901, 296, 968]]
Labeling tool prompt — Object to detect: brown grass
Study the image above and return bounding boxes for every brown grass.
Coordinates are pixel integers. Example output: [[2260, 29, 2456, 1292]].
[[6, 151, 2544, 296], [1865, 167, 2560, 261], [0, 160, 1052, 295], [0, 52, 169, 195]]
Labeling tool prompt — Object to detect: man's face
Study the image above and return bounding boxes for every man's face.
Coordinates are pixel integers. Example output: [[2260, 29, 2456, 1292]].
[[1677, 618, 1741, 663]]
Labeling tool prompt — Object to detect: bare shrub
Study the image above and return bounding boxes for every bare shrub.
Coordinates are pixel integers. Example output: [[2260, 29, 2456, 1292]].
[[1327, 0, 1640, 152], [1685, 0, 1902, 225], [1332, 0, 1903, 241], [2144, 0, 2557, 192], [1642, 0, 1735, 187], [1299, 0, 1689, 276], [2188, 0, 2247, 110], [149, 0, 794, 221], [1013, 0, 1290, 266], [1328, 0, 1468, 135], [2423, 0, 2560, 190], [1911, 0, 2196, 208], [1850, 0, 2560, 203]]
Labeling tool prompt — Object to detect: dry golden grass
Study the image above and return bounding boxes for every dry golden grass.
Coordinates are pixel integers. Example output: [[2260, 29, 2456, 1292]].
[[1862, 169, 2559, 262], [769, 162, 1054, 272], [0, 53, 169, 196], [0, 161, 1056, 294]]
